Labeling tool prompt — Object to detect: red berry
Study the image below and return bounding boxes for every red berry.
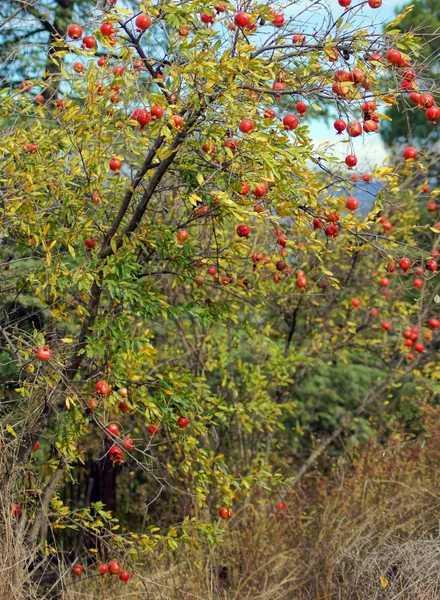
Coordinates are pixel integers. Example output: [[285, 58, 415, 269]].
[[234, 12, 251, 28], [100, 22, 114, 36], [253, 183, 267, 197], [135, 13, 152, 30], [150, 105, 164, 119], [380, 277, 390, 287], [72, 565, 83, 576], [12, 503, 21, 517], [428, 318, 439, 329], [264, 108, 277, 119], [370, 308, 379, 318], [119, 570, 130, 583], [414, 342, 425, 353], [67, 24, 83, 40], [238, 119, 255, 133], [276, 501, 286, 510], [148, 425, 159, 436], [347, 121, 362, 137], [282, 114, 299, 130], [398, 257, 411, 272], [334, 119, 346, 134], [352, 298, 361, 308], [83, 36, 96, 49], [109, 157, 122, 173], [84, 237, 96, 250], [36, 345, 51, 361], [403, 146, 418, 160], [122, 437, 134, 451], [236, 224, 251, 238], [95, 380, 112, 396], [108, 559, 120, 575], [99, 564, 109, 575], [345, 196, 359, 211], [177, 229, 188, 243], [381, 321, 391, 331], [345, 154, 357, 169], [178, 416, 189, 428], [386, 48, 402, 65], [219, 507, 232, 519], [200, 13, 214, 24], [296, 101, 307, 116], [108, 445, 124, 464]]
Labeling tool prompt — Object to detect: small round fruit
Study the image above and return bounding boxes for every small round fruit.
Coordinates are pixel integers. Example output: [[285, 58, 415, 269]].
[[178, 416, 189, 428], [107, 423, 121, 437], [238, 119, 255, 133], [100, 22, 114, 36], [370, 308, 379, 318], [73, 62, 84, 73], [99, 564, 109, 575], [381, 321, 391, 331], [83, 36, 96, 49], [109, 157, 122, 173], [236, 224, 251, 238], [95, 380, 112, 396], [122, 437, 134, 451], [219, 507, 232, 519], [399, 257, 411, 272], [119, 570, 130, 583], [172, 114, 183, 128], [33, 441, 40, 452], [36, 345, 51, 361], [67, 24, 83, 40], [428, 318, 439, 329], [345, 196, 358, 211], [108, 559, 120, 575], [253, 183, 267, 197], [234, 12, 251, 28], [72, 565, 84, 576], [176, 229, 188, 243], [276, 501, 286, 510], [148, 424, 159, 436], [351, 298, 361, 308], [403, 146, 418, 160], [380, 277, 390, 287], [150, 105, 164, 119], [282, 114, 299, 130], [345, 155, 357, 169], [414, 342, 425, 353], [334, 119, 346, 134], [12, 503, 21, 517], [84, 237, 96, 250], [135, 13, 152, 30]]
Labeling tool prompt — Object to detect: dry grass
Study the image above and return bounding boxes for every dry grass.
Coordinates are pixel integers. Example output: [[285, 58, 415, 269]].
[[5, 439, 440, 600]]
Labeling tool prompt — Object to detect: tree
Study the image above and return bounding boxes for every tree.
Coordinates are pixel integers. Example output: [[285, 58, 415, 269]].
[[380, 0, 440, 148], [1, 0, 439, 597]]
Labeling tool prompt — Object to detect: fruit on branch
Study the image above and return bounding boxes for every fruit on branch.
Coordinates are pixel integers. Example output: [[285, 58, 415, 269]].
[[95, 380, 112, 395], [108, 559, 120, 575], [72, 565, 83, 576], [234, 12, 251, 28], [386, 49, 402, 66], [100, 22, 114, 36], [82, 36, 96, 49], [178, 416, 189, 428], [67, 24, 83, 40], [237, 224, 251, 238], [428, 318, 439, 329], [200, 13, 214, 24], [73, 62, 84, 73], [347, 121, 362, 137], [419, 94, 435, 108], [219, 507, 232, 519], [109, 445, 124, 464], [84, 237, 96, 250], [107, 423, 121, 437], [352, 298, 361, 308], [150, 105, 164, 119], [119, 570, 130, 583], [296, 102, 307, 116], [426, 106, 440, 123], [398, 257, 411, 272], [99, 564, 109, 575], [253, 183, 267, 197], [238, 119, 255, 133], [176, 229, 188, 243], [135, 14, 152, 31], [33, 441, 40, 452], [12, 504, 21, 517], [334, 119, 346, 134], [36, 346, 51, 361], [370, 308, 379, 318], [131, 108, 151, 128], [381, 321, 392, 331], [122, 437, 134, 451], [109, 157, 122, 173], [148, 425, 159, 436], [380, 277, 390, 287], [345, 196, 358, 211], [345, 155, 357, 169], [282, 114, 299, 130], [403, 146, 418, 160]]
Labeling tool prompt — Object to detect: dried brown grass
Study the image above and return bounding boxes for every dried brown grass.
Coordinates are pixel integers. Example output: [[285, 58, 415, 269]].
[[5, 438, 440, 600]]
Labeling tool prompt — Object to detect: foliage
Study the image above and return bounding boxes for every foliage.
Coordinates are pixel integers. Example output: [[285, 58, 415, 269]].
[[0, 0, 439, 597]]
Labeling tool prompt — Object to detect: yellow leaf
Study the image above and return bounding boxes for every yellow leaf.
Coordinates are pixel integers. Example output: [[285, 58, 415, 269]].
[[6, 423, 16, 437], [379, 575, 389, 589]]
